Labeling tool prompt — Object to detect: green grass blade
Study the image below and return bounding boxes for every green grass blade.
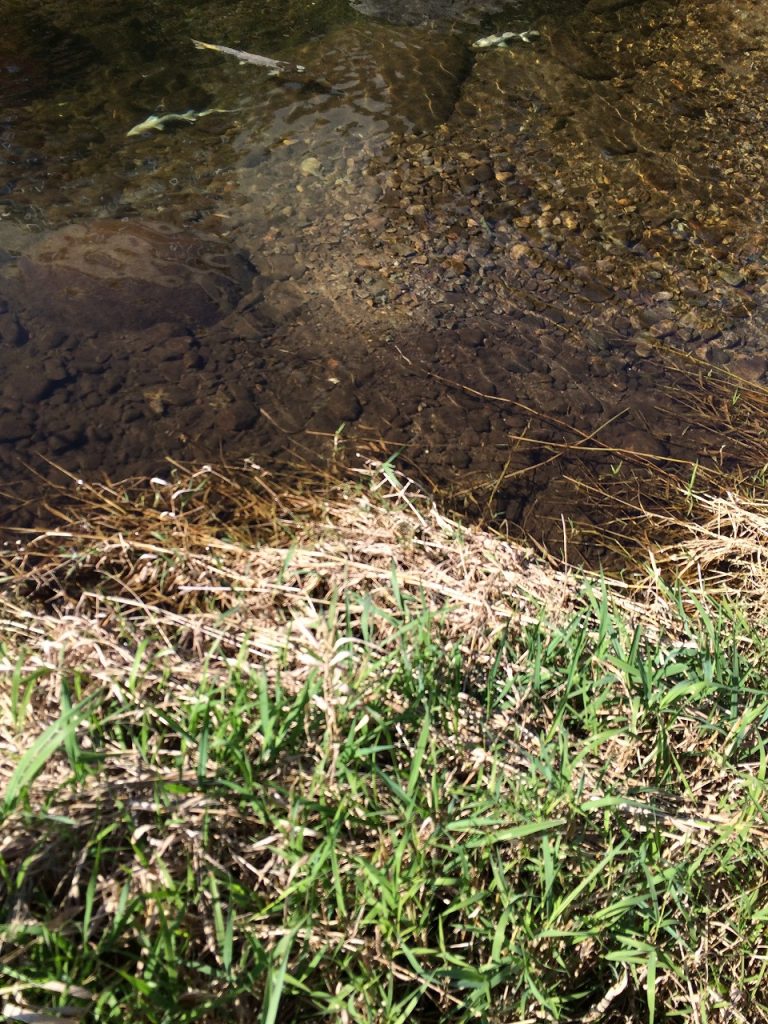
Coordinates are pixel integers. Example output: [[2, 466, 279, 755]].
[[3, 694, 97, 811]]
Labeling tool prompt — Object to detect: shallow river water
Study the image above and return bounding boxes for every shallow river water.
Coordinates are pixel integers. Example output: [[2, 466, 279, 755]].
[[2, 0, 768, 560]]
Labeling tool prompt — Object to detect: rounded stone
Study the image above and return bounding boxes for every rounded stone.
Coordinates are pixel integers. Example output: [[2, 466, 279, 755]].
[[11, 219, 253, 334]]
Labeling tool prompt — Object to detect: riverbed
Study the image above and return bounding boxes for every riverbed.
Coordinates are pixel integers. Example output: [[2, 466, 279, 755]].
[[1, 0, 767, 560]]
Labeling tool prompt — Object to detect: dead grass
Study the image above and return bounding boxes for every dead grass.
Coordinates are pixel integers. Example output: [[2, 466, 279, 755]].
[[0, 462, 576, 710]]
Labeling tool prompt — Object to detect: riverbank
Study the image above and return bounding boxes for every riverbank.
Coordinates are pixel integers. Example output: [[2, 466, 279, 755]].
[[1, 462, 767, 1022]]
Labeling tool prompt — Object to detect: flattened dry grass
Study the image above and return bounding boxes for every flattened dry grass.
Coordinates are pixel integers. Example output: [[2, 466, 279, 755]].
[[1, 462, 768, 1023]]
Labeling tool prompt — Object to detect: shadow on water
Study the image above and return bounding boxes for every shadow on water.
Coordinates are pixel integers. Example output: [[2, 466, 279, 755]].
[[1, 0, 768, 564]]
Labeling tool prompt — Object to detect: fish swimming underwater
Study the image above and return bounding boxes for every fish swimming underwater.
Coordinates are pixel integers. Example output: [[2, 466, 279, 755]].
[[126, 108, 231, 137], [191, 38, 306, 76], [472, 29, 540, 48]]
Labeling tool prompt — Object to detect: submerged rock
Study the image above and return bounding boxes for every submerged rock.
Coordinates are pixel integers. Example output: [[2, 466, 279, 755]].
[[9, 219, 252, 334], [0, 17, 97, 108], [293, 22, 472, 133], [350, 0, 509, 25]]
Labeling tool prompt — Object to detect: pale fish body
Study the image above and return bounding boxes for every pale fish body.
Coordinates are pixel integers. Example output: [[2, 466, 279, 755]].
[[473, 29, 540, 49], [191, 38, 306, 75], [126, 108, 230, 137]]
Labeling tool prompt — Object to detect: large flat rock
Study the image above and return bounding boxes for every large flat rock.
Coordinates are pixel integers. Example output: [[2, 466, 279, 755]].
[[10, 219, 253, 334]]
